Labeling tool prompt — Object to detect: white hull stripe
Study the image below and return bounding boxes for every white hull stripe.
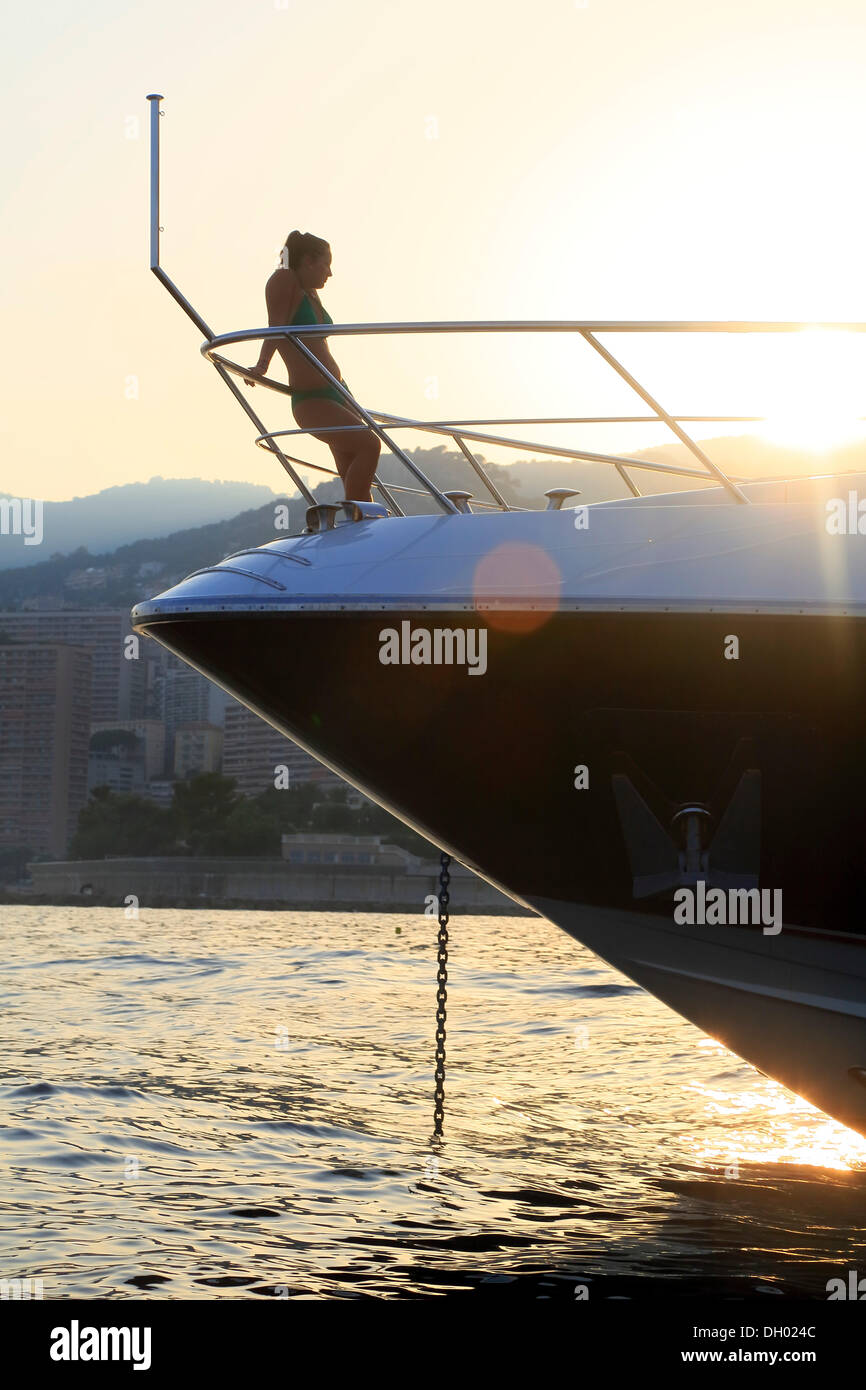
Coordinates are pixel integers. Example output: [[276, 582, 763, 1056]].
[[630, 956, 866, 1019]]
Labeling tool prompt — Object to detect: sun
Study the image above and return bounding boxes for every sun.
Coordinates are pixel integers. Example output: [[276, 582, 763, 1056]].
[[756, 328, 866, 453]]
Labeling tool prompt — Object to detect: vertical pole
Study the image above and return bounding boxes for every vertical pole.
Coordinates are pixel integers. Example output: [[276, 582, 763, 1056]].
[[146, 95, 163, 272], [145, 93, 214, 338], [142, 92, 390, 512]]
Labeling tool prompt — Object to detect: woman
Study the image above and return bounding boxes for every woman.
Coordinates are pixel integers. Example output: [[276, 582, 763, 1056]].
[[245, 230, 381, 504]]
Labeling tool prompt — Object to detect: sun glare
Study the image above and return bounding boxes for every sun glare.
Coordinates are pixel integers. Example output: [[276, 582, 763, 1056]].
[[756, 329, 866, 452]]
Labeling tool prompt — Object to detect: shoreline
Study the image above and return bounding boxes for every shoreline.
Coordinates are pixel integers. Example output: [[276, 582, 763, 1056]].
[[0, 889, 535, 915]]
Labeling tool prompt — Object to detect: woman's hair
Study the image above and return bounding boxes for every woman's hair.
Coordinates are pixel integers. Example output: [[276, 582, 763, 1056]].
[[283, 229, 329, 270]]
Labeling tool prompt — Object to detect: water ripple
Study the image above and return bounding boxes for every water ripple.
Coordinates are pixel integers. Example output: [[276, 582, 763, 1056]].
[[0, 904, 864, 1299]]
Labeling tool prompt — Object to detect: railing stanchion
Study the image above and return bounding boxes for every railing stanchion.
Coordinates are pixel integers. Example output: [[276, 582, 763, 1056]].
[[614, 462, 641, 497], [450, 434, 511, 511], [211, 362, 318, 506], [579, 329, 750, 504]]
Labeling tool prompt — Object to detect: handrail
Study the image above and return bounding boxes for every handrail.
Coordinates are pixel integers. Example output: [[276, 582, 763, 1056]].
[[205, 320, 866, 340], [203, 317, 866, 511], [204, 319, 847, 508], [251, 418, 750, 482], [147, 95, 866, 519]]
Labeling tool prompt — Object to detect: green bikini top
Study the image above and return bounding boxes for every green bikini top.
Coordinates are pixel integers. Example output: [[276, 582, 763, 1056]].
[[288, 290, 348, 395], [291, 291, 333, 327]]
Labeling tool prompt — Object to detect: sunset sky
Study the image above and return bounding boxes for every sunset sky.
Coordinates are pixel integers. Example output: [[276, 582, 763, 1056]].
[[2, 0, 866, 502]]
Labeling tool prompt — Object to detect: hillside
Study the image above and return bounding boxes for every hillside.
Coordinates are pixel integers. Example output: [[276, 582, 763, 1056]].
[[0, 478, 280, 571], [0, 500, 305, 609]]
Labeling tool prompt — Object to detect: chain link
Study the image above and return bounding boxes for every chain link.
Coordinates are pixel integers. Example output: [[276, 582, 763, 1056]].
[[433, 850, 451, 1135]]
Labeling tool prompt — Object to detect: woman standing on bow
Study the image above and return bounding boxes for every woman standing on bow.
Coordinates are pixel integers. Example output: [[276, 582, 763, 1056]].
[[245, 230, 381, 504]]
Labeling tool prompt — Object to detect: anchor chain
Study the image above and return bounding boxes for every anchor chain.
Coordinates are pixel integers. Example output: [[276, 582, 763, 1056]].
[[433, 850, 451, 1135]]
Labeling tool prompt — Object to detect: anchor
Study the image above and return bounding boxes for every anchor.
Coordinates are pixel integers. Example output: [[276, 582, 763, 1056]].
[[611, 751, 761, 900]]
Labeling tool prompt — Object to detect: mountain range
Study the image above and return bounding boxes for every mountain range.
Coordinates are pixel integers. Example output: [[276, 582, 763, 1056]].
[[0, 478, 279, 571]]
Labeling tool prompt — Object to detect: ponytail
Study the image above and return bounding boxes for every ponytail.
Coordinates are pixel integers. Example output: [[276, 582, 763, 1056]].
[[283, 229, 329, 270]]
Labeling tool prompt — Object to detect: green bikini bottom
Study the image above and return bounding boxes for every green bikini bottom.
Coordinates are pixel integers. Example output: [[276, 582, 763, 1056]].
[[292, 382, 352, 407]]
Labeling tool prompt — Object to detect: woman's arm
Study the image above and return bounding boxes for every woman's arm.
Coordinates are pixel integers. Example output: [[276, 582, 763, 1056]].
[[244, 269, 303, 383]]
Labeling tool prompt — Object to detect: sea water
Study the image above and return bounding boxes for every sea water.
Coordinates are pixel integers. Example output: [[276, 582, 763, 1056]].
[[1, 905, 864, 1300]]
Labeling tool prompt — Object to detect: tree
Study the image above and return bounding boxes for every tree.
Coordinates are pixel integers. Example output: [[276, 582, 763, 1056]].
[[69, 787, 175, 858], [170, 773, 240, 854], [199, 798, 281, 855], [0, 845, 33, 882], [254, 782, 317, 831]]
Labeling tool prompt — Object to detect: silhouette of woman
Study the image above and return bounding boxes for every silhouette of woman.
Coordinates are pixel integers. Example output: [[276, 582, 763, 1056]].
[[245, 231, 381, 504]]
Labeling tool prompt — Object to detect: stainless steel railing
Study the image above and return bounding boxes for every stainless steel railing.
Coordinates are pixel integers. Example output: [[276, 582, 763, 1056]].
[[202, 319, 798, 511], [204, 321, 764, 511], [147, 95, 866, 519], [201, 318, 866, 513]]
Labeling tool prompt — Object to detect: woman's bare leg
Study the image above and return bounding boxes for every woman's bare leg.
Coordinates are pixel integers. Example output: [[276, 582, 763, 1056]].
[[292, 399, 382, 503], [342, 432, 381, 503]]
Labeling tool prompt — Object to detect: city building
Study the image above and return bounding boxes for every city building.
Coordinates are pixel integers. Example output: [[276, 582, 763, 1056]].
[[90, 719, 166, 780], [20, 596, 68, 612], [222, 701, 346, 797], [0, 642, 92, 855], [280, 833, 421, 869], [87, 725, 148, 796], [159, 654, 212, 729], [173, 722, 223, 777], [0, 610, 144, 722], [149, 648, 226, 760]]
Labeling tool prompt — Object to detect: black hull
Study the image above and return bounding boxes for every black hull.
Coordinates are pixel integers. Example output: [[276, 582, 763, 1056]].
[[136, 608, 866, 927]]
